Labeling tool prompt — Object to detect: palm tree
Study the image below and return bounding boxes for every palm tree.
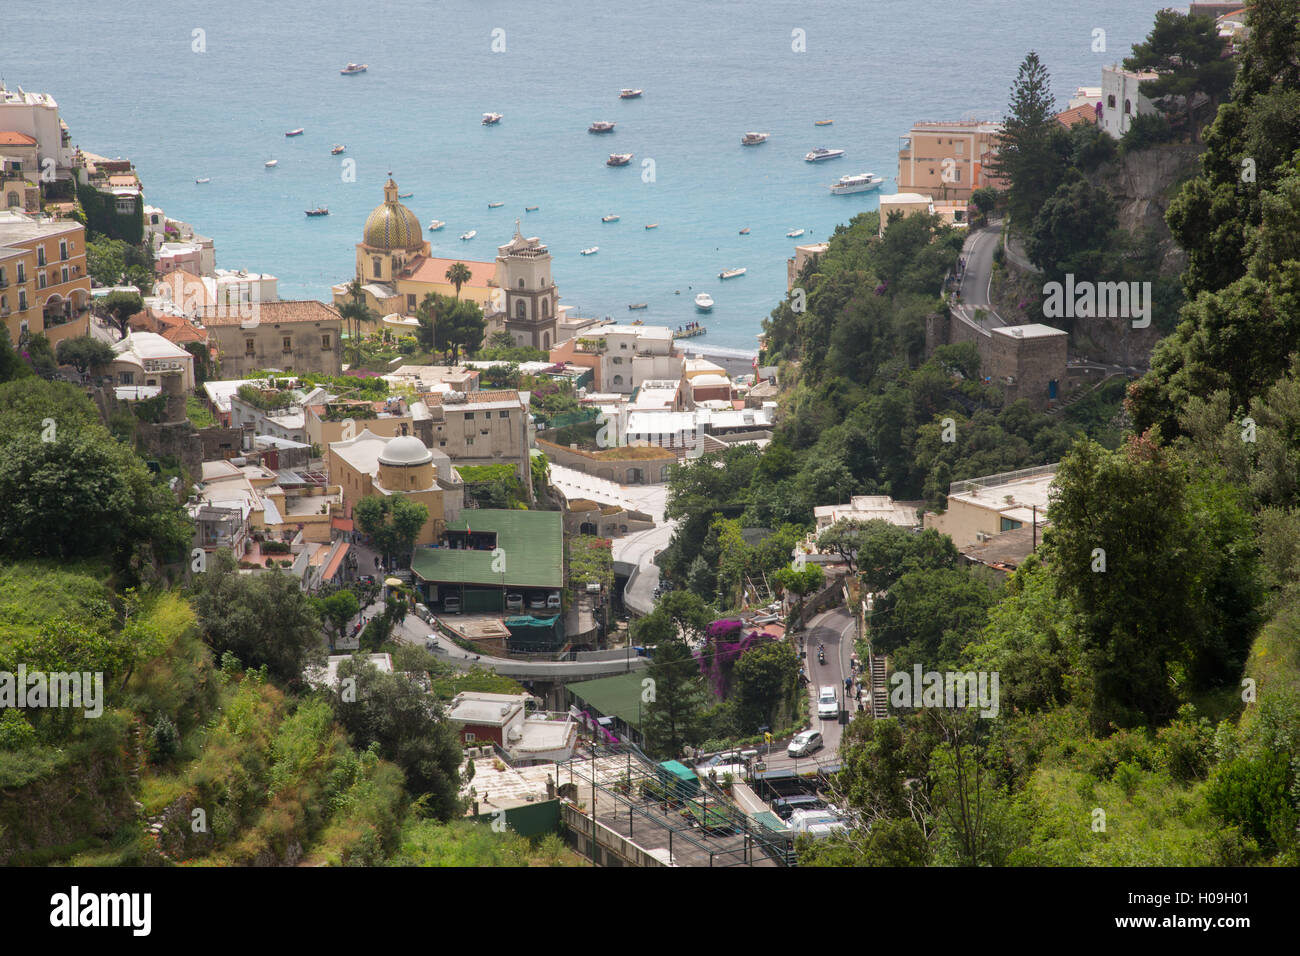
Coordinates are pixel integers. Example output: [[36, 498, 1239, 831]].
[[337, 298, 374, 367], [445, 262, 472, 300]]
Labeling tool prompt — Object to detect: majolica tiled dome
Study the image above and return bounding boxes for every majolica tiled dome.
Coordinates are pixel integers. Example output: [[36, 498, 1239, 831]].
[[363, 177, 423, 251]]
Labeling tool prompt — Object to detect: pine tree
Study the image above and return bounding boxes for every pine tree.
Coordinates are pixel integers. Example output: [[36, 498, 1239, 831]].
[[988, 52, 1067, 231]]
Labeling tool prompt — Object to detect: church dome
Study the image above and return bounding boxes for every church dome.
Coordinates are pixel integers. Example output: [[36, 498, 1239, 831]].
[[379, 434, 433, 467], [363, 177, 423, 251]]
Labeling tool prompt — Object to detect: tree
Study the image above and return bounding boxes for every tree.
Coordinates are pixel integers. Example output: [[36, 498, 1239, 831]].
[[189, 551, 325, 684], [86, 236, 126, 287], [22, 333, 56, 377], [415, 292, 444, 354], [987, 52, 1069, 231], [642, 639, 709, 758], [0, 326, 30, 384], [437, 299, 485, 365], [100, 289, 143, 339], [1025, 172, 1119, 281], [1123, 8, 1234, 143], [445, 261, 472, 300], [970, 187, 998, 224], [316, 589, 360, 651], [774, 563, 825, 624], [56, 335, 115, 374], [731, 640, 800, 733], [353, 494, 429, 569], [869, 566, 996, 669], [1206, 751, 1297, 853]]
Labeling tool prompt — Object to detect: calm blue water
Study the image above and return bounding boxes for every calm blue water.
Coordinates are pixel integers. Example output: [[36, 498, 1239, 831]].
[[7, 1, 1164, 349]]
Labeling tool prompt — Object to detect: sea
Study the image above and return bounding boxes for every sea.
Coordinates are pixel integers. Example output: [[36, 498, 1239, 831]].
[[6, 0, 1167, 350]]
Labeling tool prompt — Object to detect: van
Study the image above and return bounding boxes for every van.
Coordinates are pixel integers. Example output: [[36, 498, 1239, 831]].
[[505, 592, 524, 612], [817, 686, 838, 719], [443, 595, 461, 614], [546, 591, 562, 609]]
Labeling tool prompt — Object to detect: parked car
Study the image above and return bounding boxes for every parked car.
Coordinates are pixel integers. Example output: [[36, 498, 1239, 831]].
[[443, 595, 461, 614], [817, 686, 838, 719], [787, 730, 823, 758], [505, 592, 524, 612], [528, 593, 547, 610], [773, 794, 825, 820], [546, 591, 562, 609], [358, 574, 376, 586]]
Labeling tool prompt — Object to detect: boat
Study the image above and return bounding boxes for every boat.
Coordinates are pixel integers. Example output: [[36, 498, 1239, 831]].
[[693, 294, 714, 312], [607, 153, 633, 167], [525, 205, 539, 211], [645, 223, 658, 230], [460, 230, 477, 240], [619, 89, 643, 99], [340, 63, 368, 75], [786, 228, 805, 237], [264, 160, 278, 168], [814, 119, 833, 126], [285, 128, 304, 137], [482, 112, 503, 125], [805, 147, 845, 162], [829, 172, 885, 195], [488, 201, 504, 208], [580, 246, 599, 255], [588, 121, 616, 133], [195, 177, 210, 184], [305, 206, 329, 217], [675, 322, 706, 338], [398, 192, 413, 198], [429, 220, 446, 231], [718, 267, 746, 280], [741, 132, 770, 146], [602, 214, 619, 223], [628, 303, 648, 310], [330, 144, 345, 155], [739, 227, 750, 235]]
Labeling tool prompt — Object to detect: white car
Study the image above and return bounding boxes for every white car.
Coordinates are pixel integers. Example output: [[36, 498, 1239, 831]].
[[787, 730, 823, 758], [817, 686, 838, 719]]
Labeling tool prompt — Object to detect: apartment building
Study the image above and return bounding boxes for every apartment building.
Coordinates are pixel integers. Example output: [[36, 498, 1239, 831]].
[[199, 300, 342, 378], [422, 388, 533, 499], [0, 210, 91, 345], [896, 120, 1005, 201], [924, 464, 1057, 549]]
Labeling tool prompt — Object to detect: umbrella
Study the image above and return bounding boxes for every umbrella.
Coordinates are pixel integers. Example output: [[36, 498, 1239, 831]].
[[384, 577, 402, 588]]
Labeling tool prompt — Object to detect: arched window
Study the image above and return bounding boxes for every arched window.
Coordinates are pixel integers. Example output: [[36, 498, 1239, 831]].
[[612, 374, 623, 385], [541, 297, 550, 318], [372, 256, 382, 278], [518, 277, 525, 288], [6, 192, 18, 208], [543, 332, 550, 349], [515, 300, 526, 319], [1124, 99, 1131, 115], [1106, 94, 1116, 109]]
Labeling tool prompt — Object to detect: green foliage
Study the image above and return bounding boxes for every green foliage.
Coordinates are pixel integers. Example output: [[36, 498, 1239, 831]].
[[987, 51, 1071, 230], [731, 640, 800, 733], [353, 494, 429, 568], [1205, 751, 1297, 853], [22, 334, 56, 377], [55, 336, 115, 374], [642, 639, 710, 758], [1122, 7, 1235, 143], [99, 289, 144, 337], [870, 566, 998, 670], [391, 819, 583, 866], [1119, 112, 1178, 154]]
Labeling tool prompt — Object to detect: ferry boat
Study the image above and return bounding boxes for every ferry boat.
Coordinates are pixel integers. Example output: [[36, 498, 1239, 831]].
[[488, 201, 504, 208], [264, 160, 278, 168], [645, 223, 658, 229], [675, 322, 706, 338], [525, 206, 539, 211], [285, 128, 304, 137], [588, 121, 616, 133], [482, 112, 503, 125], [786, 228, 805, 238], [814, 119, 833, 126], [694, 293, 714, 312], [829, 172, 885, 195], [195, 177, 210, 184], [580, 246, 599, 256], [805, 147, 845, 162], [619, 89, 643, 99], [607, 153, 633, 167], [739, 227, 750, 235], [741, 132, 769, 146], [330, 144, 345, 155], [429, 220, 446, 231], [602, 214, 619, 223], [305, 206, 329, 217], [628, 303, 648, 310], [718, 267, 746, 280], [340, 63, 367, 75], [460, 230, 477, 241]]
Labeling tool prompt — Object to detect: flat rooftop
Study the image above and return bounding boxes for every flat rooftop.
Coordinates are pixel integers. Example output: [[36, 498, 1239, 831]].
[[412, 509, 564, 588]]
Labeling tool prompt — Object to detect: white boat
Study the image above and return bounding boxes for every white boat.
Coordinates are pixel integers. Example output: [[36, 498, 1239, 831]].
[[741, 132, 769, 146], [619, 89, 643, 99], [645, 223, 659, 229], [264, 160, 278, 168], [285, 128, 304, 137], [804, 147, 845, 162], [718, 268, 746, 280], [330, 144, 345, 155], [460, 230, 477, 240], [829, 172, 885, 195], [525, 206, 539, 211], [589, 121, 616, 133], [195, 177, 210, 184], [340, 63, 367, 75], [694, 293, 714, 312], [602, 214, 619, 223], [580, 246, 599, 255], [488, 201, 504, 208], [607, 153, 633, 167], [786, 228, 805, 238], [429, 220, 445, 231], [482, 112, 503, 125]]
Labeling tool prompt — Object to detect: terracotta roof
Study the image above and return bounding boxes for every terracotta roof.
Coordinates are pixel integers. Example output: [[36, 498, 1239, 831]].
[[0, 131, 38, 147], [163, 324, 208, 346], [332, 517, 354, 532], [401, 256, 496, 287], [466, 389, 518, 403], [1056, 104, 1098, 128], [198, 300, 342, 327]]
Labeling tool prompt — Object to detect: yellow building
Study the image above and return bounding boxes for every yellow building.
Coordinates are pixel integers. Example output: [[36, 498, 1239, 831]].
[[305, 397, 415, 449], [328, 430, 448, 546], [896, 120, 1005, 201], [331, 177, 500, 321], [0, 210, 91, 346]]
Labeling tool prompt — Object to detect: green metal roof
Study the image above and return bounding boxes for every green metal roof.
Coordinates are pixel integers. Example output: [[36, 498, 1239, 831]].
[[411, 509, 564, 588], [658, 760, 697, 782], [568, 670, 647, 729]]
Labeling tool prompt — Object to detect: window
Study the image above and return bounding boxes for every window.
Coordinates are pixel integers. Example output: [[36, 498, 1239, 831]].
[[18, 291, 27, 311], [37, 272, 46, 289], [518, 278, 525, 288], [372, 257, 382, 278], [465, 733, 476, 743], [612, 374, 623, 385], [1107, 94, 1116, 108], [466, 437, 474, 446], [36, 246, 45, 266], [61, 266, 69, 283], [0, 295, 6, 312], [1124, 99, 1132, 115], [17, 263, 25, 282], [4, 192, 17, 209], [1000, 517, 1023, 532], [282, 336, 292, 352], [59, 241, 67, 261], [515, 300, 525, 319], [321, 334, 331, 349], [0, 267, 5, 285], [439, 440, 447, 447], [541, 298, 550, 318], [612, 356, 623, 365], [498, 410, 508, 418], [406, 294, 416, 312], [955, 140, 964, 154], [245, 339, 256, 356], [620, 342, 628, 350], [118, 371, 133, 385], [464, 412, 474, 420]]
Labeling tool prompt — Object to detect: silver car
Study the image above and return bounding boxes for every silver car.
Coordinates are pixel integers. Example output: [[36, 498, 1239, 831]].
[[787, 730, 823, 758]]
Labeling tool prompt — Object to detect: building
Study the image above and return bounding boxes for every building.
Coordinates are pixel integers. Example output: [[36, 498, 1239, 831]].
[[924, 463, 1057, 549], [878, 193, 936, 236], [1056, 104, 1100, 129], [328, 430, 455, 546], [305, 395, 415, 449], [331, 176, 499, 319], [550, 324, 680, 395], [813, 495, 922, 532], [896, 120, 1005, 201], [0, 84, 74, 180], [787, 242, 828, 291], [494, 221, 560, 349], [199, 299, 342, 378], [1, 136, 40, 213], [989, 324, 1069, 408], [385, 364, 480, 394], [1100, 65, 1159, 138], [108, 331, 196, 390], [0, 210, 91, 345], [447, 692, 577, 764], [422, 388, 533, 498], [191, 457, 343, 548]]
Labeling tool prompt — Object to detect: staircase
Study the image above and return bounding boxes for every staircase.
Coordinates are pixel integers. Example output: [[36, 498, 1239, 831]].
[[869, 654, 889, 719]]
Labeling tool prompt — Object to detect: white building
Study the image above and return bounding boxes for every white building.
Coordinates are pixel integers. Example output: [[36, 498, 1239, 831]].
[[109, 331, 196, 389], [0, 84, 74, 178], [598, 324, 679, 394], [814, 495, 922, 532], [1100, 65, 1159, 138]]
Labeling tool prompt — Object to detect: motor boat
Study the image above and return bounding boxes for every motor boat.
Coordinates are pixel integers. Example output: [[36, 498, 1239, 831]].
[[195, 177, 210, 184], [602, 214, 619, 223], [829, 172, 885, 195], [285, 128, 304, 137], [340, 63, 367, 75], [488, 201, 504, 208], [805, 147, 845, 162], [814, 119, 833, 126], [607, 153, 633, 166], [398, 192, 413, 198], [525, 205, 539, 211], [718, 268, 746, 280], [694, 293, 714, 312], [628, 303, 648, 310], [330, 144, 345, 154], [619, 89, 643, 99], [741, 132, 769, 146], [589, 121, 616, 133], [786, 228, 805, 237], [429, 220, 445, 231], [482, 112, 503, 125], [305, 206, 329, 217], [264, 160, 278, 168], [739, 227, 750, 235], [645, 223, 658, 229], [580, 246, 599, 255], [460, 230, 477, 240]]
